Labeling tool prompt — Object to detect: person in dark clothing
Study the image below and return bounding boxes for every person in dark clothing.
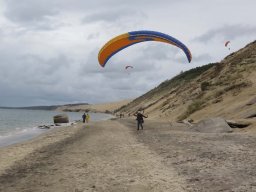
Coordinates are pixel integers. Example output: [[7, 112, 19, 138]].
[[134, 111, 148, 130], [82, 113, 86, 123]]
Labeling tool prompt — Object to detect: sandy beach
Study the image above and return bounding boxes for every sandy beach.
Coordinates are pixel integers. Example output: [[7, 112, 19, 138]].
[[0, 0, 255, 191], [1, 118, 256, 192]]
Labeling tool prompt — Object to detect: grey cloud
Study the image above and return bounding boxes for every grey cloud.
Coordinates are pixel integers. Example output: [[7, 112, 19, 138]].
[[2, 0, 179, 31], [76, 43, 184, 103], [79, 45, 162, 78], [191, 53, 212, 64], [3, 0, 58, 24], [87, 33, 100, 40], [0, 53, 74, 106], [1, 0, 255, 106], [142, 44, 180, 61], [3, 0, 166, 26], [14, 54, 70, 85], [82, 9, 145, 24], [194, 24, 256, 43], [173, 52, 212, 65]]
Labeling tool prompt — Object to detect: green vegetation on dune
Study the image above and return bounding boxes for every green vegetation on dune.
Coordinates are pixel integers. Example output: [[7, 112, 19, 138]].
[[148, 63, 215, 95], [117, 63, 216, 113], [165, 63, 216, 87], [146, 63, 216, 97], [178, 99, 206, 121]]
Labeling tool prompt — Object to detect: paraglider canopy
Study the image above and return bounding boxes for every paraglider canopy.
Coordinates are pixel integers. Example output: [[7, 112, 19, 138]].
[[225, 41, 231, 50], [98, 30, 192, 67], [125, 65, 133, 70], [225, 41, 230, 47]]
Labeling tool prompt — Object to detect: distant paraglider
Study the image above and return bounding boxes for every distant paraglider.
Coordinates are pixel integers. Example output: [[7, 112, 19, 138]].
[[125, 65, 133, 75], [125, 65, 133, 70], [225, 41, 231, 50], [98, 30, 192, 67]]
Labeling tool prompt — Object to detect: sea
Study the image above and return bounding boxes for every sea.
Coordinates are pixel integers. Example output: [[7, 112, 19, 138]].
[[0, 108, 113, 147]]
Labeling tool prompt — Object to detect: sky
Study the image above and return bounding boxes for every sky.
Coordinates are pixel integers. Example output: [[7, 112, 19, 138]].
[[0, 0, 255, 107]]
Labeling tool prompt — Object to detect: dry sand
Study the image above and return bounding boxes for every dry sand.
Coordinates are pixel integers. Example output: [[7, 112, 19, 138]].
[[1, 118, 256, 192]]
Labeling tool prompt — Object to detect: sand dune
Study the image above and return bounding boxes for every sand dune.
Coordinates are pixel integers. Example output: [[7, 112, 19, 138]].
[[57, 99, 132, 113]]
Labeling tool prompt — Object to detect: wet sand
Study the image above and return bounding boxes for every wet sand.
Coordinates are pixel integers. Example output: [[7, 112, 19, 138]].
[[0, 118, 256, 191]]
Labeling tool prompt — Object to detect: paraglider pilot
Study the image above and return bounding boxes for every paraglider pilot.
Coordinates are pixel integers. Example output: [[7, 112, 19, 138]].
[[82, 113, 86, 123], [134, 111, 148, 130], [86, 113, 90, 123]]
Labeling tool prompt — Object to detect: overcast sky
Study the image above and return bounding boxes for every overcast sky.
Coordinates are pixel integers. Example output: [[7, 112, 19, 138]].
[[0, 0, 255, 107]]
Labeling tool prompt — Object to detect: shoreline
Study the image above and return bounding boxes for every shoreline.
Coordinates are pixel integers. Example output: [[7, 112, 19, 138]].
[[0, 121, 86, 176], [0, 110, 114, 148], [0, 121, 79, 148]]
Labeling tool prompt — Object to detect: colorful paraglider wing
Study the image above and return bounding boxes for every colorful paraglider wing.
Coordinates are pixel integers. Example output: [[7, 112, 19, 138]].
[[225, 41, 230, 47], [98, 30, 192, 67]]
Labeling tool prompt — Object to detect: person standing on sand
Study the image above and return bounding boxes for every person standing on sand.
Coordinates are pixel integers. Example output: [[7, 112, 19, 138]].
[[86, 113, 90, 123], [134, 111, 148, 130], [82, 113, 86, 123]]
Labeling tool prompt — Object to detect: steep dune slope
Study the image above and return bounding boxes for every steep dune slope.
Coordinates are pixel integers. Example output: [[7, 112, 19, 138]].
[[117, 41, 256, 122]]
